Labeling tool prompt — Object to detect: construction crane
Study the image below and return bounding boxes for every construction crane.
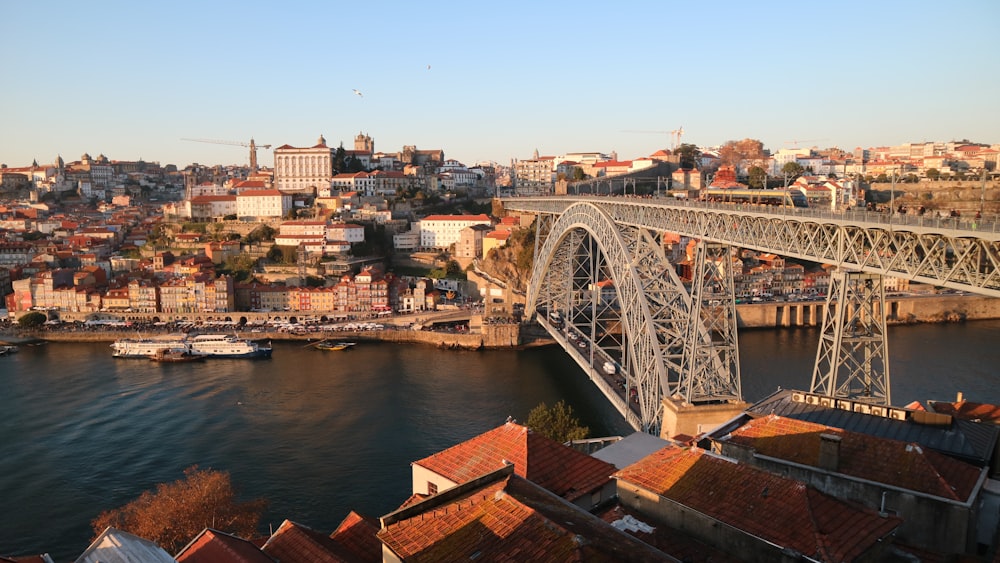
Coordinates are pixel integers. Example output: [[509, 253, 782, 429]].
[[181, 137, 272, 171], [621, 125, 685, 149], [783, 138, 828, 149], [670, 126, 684, 149]]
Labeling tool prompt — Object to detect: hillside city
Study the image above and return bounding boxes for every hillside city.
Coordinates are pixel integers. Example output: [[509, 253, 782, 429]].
[[2, 135, 1000, 562], [1, 135, 997, 324]]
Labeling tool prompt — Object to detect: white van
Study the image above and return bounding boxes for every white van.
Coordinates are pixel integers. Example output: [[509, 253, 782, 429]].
[[603, 361, 617, 375]]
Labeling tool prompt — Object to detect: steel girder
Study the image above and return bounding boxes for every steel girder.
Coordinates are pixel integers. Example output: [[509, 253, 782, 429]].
[[682, 242, 742, 403], [505, 197, 1000, 297], [810, 271, 891, 404], [527, 202, 695, 434]]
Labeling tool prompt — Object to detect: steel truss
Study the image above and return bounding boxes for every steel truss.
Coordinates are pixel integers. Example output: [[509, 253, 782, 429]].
[[506, 197, 1000, 297], [810, 271, 890, 404], [528, 202, 737, 433], [681, 242, 741, 403], [510, 196, 999, 427]]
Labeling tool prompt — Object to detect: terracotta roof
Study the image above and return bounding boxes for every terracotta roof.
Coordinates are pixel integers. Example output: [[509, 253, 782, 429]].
[[723, 414, 982, 501], [237, 189, 284, 197], [614, 446, 901, 562], [378, 472, 674, 562], [413, 422, 616, 502], [421, 214, 490, 222], [260, 520, 357, 562], [176, 528, 275, 562], [328, 511, 381, 563]]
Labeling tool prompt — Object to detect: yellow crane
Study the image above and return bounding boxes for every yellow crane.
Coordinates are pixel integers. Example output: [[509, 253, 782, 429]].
[[181, 137, 272, 171]]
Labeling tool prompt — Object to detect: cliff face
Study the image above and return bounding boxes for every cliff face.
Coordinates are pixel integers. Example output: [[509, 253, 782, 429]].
[[478, 226, 534, 293]]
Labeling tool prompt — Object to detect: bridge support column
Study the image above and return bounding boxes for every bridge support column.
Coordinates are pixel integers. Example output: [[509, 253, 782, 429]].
[[809, 270, 891, 405], [680, 242, 742, 403]]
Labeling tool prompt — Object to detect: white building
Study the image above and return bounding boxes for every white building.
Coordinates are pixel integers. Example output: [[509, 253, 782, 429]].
[[327, 222, 365, 244], [393, 225, 420, 251], [418, 214, 492, 250], [236, 189, 292, 219], [190, 195, 237, 220], [273, 135, 334, 193]]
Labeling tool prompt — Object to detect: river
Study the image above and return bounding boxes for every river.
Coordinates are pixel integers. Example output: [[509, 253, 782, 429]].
[[2, 320, 999, 561]]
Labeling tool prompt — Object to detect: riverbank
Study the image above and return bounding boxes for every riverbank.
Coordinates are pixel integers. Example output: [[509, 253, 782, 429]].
[[2, 323, 525, 351], [3, 295, 995, 348]]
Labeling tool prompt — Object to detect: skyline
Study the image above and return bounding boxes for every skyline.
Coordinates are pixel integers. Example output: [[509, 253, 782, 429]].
[[2, 1, 998, 170]]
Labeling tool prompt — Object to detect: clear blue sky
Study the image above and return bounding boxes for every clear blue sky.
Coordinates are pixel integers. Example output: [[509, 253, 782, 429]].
[[2, 1, 998, 170]]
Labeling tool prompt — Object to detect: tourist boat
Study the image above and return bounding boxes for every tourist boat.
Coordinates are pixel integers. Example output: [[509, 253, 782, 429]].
[[149, 349, 206, 363], [315, 341, 355, 351], [112, 334, 271, 359], [112, 335, 190, 358], [0, 345, 18, 356], [186, 334, 273, 359]]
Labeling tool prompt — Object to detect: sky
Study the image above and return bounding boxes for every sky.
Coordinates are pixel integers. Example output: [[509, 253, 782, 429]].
[[2, 1, 998, 170]]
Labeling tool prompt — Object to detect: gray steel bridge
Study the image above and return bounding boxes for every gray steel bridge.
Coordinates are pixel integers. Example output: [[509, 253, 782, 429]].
[[502, 195, 1000, 434]]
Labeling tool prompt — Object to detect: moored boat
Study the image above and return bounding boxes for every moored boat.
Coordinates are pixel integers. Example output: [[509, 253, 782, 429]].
[[149, 349, 206, 363], [187, 334, 272, 359], [112, 335, 189, 358], [112, 333, 271, 359], [315, 341, 355, 351]]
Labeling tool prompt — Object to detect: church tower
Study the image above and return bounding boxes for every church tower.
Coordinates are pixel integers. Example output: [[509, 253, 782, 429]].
[[354, 132, 373, 153]]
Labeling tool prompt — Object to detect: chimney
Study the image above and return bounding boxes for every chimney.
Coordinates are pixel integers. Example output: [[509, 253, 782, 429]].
[[957, 391, 964, 403], [818, 433, 841, 472]]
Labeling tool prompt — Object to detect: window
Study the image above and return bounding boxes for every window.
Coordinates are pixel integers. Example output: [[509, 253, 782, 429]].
[[427, 481, 438, 495]]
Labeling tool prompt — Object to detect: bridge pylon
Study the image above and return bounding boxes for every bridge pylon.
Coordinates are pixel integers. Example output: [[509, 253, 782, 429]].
[[810, 270, 891, 405], [661, 241, 749, 441], [680, 242, 742, 404]]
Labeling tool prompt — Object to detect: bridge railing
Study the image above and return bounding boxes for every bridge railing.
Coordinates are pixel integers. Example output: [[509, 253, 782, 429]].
[[508, 194, 1000, 235]]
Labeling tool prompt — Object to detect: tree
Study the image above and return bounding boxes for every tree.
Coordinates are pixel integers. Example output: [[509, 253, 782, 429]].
[[747, 166, 767, 189], [526, 400, 589, 443], [17, 311, 47, 328], [718, 138, 765, 171], [781, 162, 805, 181], [90, 466, 266, 554], [926, 168, 940, 181], [673, 143, 700, 171]]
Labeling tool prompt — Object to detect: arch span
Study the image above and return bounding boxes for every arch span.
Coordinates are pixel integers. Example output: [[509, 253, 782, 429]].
[[526, 202, 696, 433]]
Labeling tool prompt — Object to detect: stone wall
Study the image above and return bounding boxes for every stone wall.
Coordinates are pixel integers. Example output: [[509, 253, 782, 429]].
[[735, 296, 1000, 328]]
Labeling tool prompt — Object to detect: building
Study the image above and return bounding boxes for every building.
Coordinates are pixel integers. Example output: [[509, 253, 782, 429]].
[[455, 223, 492, 259], [615, 444, 902, 561], [513, 151, 555, 194], [236, 189, 292, 220], [411, 421, 618, 511], [273, 135, 334, 193], [418, 214, 491, 250]]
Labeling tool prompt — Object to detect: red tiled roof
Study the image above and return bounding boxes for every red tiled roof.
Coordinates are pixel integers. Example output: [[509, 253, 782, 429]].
[[238, 189, 284, 197], [260, 520, 355, 563], [378, 473, 672, 562], [724, 414, 983, 501], [413, 422, 616, 502], [176, 528, 275, 562], [615, 445, 901, 562], [328, 511, 380, 563], [421, 214, 490, 222]]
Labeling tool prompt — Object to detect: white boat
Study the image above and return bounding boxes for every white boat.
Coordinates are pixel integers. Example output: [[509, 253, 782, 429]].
[[112, 334, 272, 359], [187, 334, 272, 359], [111, 335, 189, 358]]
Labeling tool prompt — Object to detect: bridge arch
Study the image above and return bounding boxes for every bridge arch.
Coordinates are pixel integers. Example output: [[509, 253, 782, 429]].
[[526, 202, 695, 433]]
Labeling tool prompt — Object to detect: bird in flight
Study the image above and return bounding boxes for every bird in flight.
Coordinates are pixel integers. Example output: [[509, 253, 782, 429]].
[[352, 89, 363, 97], [427, 64, 431, 70]]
